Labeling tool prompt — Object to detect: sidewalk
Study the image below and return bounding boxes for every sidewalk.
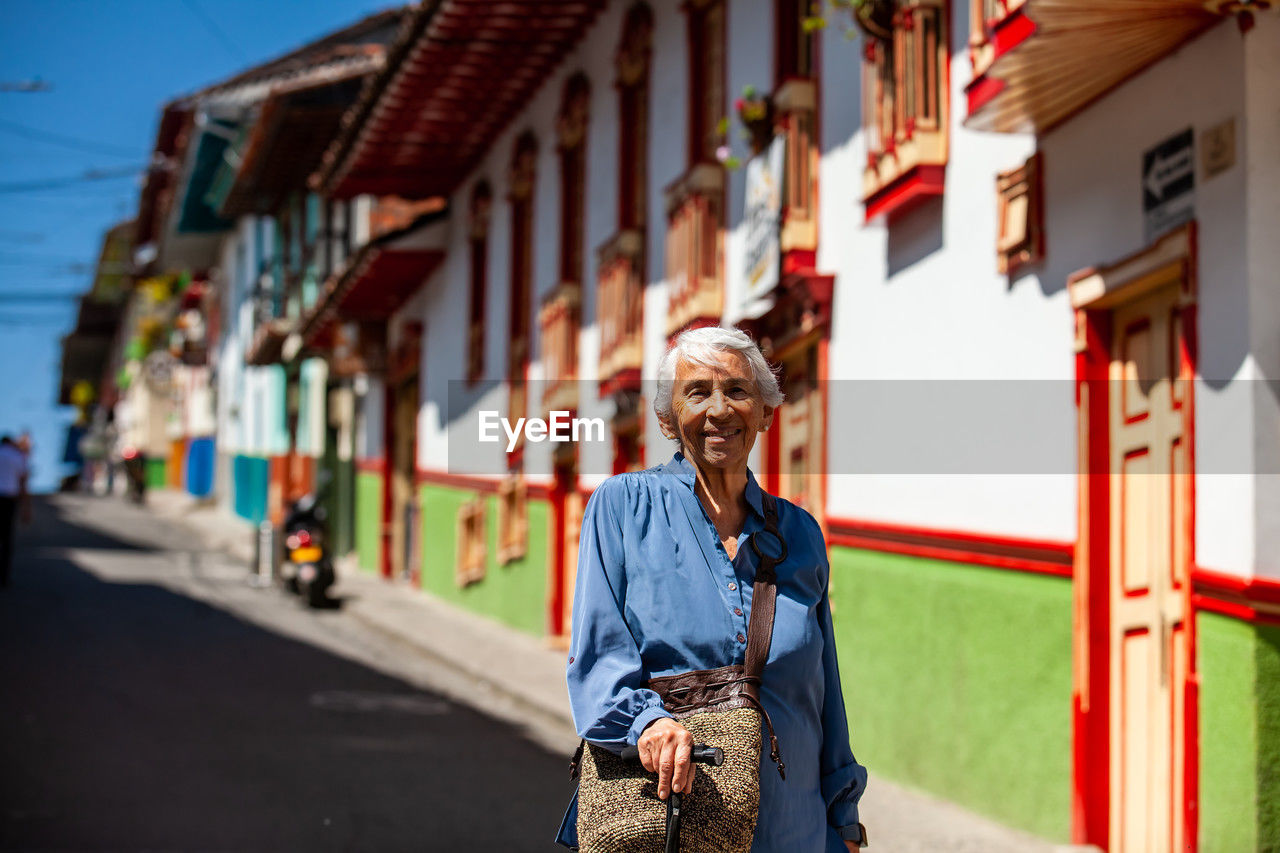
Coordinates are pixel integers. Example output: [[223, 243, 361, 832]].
[[149, 488, 1088, 853]]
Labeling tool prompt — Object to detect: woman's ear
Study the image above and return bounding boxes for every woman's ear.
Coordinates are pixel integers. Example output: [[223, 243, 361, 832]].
[[759, 405, 775, 432], [657, 414, 677, 441]]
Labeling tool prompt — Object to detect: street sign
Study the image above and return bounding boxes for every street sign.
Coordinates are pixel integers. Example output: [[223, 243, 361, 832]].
[[1143, 128, 1194, 243]]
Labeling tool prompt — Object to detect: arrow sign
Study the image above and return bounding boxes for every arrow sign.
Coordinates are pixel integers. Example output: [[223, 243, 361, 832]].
[[1143, 128, 1195, 242]]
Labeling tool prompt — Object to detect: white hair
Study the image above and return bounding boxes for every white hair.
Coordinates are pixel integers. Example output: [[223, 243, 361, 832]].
[[653, 326, 784, 428]]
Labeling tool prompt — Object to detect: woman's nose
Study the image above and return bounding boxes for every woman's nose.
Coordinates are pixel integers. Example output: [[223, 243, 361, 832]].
[[707, 390, 730, 416]]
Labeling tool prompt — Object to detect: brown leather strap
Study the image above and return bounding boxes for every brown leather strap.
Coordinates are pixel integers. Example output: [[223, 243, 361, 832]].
[[742, 492, 786, 778]]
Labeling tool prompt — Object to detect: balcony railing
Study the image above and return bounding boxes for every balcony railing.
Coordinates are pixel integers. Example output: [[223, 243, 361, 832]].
[[539, 281, 580, 415], [596, 229, 644, 393], [774, 78, 818, 257], [862, 0, 949, 217], [664, 163, 724, 336], [970, 0, 1028, 79]]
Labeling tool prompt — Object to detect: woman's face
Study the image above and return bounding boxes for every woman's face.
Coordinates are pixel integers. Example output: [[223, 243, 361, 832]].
[[662, 349, 774, 473]]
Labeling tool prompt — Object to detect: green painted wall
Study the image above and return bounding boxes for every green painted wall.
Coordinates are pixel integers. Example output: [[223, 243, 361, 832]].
[[145, 457, 167, 489], [354, 470, 383, 573], [828, 547, 1073, 842], [1197, 612, 1280, 853], [419, 483, 548, 637]]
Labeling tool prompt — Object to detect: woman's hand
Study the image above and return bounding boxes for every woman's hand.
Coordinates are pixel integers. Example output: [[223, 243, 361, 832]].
[[637, 717, 694, 800]]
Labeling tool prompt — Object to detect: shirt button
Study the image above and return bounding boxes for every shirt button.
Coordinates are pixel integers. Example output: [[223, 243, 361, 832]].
[[736, 633, 746, 644], [728, 582, 737, 591], [733, 607, 743, 616]]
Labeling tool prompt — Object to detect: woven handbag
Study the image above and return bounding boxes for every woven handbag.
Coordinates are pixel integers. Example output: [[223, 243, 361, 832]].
[[572, 493, 787, 853]]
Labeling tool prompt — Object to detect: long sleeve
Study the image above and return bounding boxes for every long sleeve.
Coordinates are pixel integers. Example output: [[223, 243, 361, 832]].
[[816, 555, 869, 843], [565, 480, 673, 750]]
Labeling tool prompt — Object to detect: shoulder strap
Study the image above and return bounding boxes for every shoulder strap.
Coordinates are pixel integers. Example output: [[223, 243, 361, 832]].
[[743, 493, 783, 682]]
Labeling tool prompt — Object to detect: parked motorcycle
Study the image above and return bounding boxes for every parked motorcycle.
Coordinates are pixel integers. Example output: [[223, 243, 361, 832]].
[[119, 446, 147, 505], [281, 490, 334, 608]]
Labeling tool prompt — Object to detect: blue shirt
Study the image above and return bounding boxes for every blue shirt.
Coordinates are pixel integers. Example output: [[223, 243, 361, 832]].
[[558, 453, 867, 851]]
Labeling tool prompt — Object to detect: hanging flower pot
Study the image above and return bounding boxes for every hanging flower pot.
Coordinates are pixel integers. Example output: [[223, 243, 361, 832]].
[[734, 85, 775, 155]]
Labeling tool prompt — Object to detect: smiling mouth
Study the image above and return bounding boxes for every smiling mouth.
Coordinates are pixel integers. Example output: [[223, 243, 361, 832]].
[[703, 428, 742, 439]]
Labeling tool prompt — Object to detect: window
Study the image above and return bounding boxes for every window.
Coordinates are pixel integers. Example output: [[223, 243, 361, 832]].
[[687, 0, 726, 165], [599, 4, 651, 394], [455, 497, 487, 586], [497, 474, 528, 564], [558, 74, 589, 288], [467, 182, 492, 384], [616, 3, 652, 233], [507, 132, 537, 460], [776, 0, 817, 83], [862, 0, 949, 219], [996, 152, 1044, 276]]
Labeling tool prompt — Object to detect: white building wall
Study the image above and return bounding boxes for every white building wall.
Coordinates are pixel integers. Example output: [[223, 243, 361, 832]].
[[1038, 19, 1258, 576], [817, 1, 1071, 542]]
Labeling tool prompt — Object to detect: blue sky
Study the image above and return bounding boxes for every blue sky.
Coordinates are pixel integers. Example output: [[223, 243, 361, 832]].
[[0, 0, 395, 490]]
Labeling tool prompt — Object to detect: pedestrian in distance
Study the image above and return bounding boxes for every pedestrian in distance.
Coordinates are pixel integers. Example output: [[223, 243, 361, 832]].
[[559, 326, 868, 851], [0, 434, 32, 588]]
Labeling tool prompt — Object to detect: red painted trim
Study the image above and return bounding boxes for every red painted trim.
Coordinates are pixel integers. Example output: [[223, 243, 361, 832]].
[[1192, 568, 1280, 606], [966, 74, 1006, 117], [990, 8, 1036, 61], [355, 457, 385, 474], [415, 467, 551, 501], [1074, 308, 1111, 849], [826, 515, 1074, 577], [965, 9, 1034, 119], [380, 385, 394, 580], [1181, 225, 1200, 853], [864, 164, 946, 222], [598, 367, 642, 398], [780, 248, 816, 277], [1192, 568, 1280, 627]]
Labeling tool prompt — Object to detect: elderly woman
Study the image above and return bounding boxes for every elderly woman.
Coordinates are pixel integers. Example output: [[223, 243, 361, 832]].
[[557, 326, 867, 851]]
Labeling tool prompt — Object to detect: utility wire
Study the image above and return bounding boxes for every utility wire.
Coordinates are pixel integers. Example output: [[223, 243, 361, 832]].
[[0, 119, 137, 159], [182, 0, 250, 63], [0, 166, 142, 195]]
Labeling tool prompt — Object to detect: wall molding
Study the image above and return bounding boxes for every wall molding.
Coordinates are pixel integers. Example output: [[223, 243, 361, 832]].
[[827, 515, 1074, 578], [416, 467, 551, 500], [1192, 568, 1280, 627]]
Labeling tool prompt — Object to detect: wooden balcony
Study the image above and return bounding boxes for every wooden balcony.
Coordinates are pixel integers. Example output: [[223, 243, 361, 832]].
[[539, 281, 580, 415], [596, 229, 644, 395], [966, 0, 1226, 135], [774, 78, 818, 262], [862, 0, 949, 221], [969, 0, 1029, 80], [664, 163, 724, 337]]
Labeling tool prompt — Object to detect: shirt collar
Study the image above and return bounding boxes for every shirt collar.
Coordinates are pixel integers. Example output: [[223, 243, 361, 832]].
[[665, 451, 766, 520]]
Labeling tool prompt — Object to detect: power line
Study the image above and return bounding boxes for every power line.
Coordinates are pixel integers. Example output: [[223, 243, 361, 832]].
[[0, 166, 142, 195], [0, 119, 137, 159], [182, 0, 250, 63], [0, 79, 53, 92]]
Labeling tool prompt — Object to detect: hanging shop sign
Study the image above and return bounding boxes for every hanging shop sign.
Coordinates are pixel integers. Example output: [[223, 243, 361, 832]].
[[1143, 128, 1194, 244], [740, 135, 786, 315]]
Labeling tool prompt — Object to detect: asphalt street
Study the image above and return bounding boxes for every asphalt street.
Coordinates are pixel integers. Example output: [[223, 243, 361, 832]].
[[0, 495, 573, 852]]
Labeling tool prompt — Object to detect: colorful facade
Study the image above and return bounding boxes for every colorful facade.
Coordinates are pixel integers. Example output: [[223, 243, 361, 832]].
[[67, 2, 1280, 850]]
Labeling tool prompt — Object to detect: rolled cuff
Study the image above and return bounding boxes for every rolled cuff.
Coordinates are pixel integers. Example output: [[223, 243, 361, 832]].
[[627, 704, 675, 746], [838, 822, 867, 846]]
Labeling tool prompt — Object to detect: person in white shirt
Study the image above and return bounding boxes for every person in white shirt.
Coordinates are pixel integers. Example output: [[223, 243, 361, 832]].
[[0, 434, 30, 588]]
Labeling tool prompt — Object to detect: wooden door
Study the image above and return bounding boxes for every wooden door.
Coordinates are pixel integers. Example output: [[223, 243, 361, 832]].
[[771, 342, 824, 522], [390, 375, 419, 582], [1107, 281, 1191, 852]]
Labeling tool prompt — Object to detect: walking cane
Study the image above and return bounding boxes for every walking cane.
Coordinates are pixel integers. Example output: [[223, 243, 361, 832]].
[[622, 743, 724, 853]]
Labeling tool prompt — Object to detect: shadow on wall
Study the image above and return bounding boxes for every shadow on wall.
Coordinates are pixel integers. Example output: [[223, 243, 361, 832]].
[[886, 196, 945, 278]]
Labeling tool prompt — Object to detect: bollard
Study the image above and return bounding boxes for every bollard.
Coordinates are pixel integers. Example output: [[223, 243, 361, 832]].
[[250, 520, 276, 587]]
